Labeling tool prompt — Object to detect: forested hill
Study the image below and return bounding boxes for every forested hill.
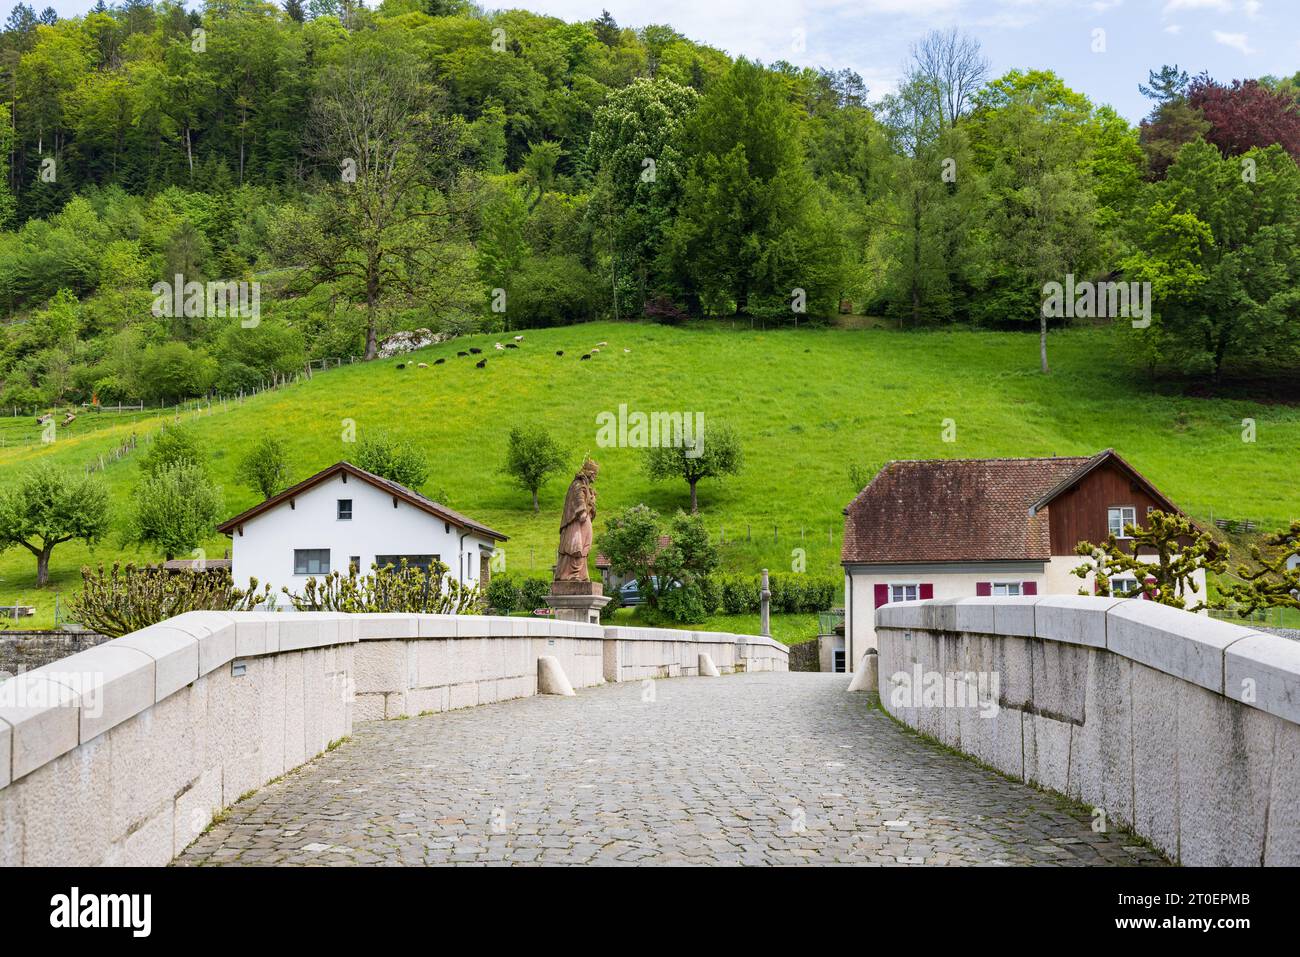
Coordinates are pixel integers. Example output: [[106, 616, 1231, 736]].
[[1, 1, 1299, 411]]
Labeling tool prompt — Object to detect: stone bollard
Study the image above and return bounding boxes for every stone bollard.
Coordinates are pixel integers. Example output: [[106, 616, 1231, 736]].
[[846, 650, 878, 693], [699, 653, 720, 677], [537, 656, 575, 696], [760, 568, 771, 638]]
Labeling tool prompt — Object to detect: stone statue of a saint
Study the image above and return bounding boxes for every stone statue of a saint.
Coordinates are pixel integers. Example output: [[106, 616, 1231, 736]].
[[554, 458, 598, 581]]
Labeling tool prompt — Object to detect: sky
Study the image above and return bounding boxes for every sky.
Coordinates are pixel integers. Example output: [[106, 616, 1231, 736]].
[[22, 0, 1300, 122]]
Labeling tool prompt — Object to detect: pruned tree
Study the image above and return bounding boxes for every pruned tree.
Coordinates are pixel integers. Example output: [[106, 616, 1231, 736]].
[[1071, 509, 1224, 611], [0, 463, 111, 586], [68, 562, 270, 638], [501, 425, 566, 512], [1215, 521, 1300, 615], [643, 421, 742, 512]]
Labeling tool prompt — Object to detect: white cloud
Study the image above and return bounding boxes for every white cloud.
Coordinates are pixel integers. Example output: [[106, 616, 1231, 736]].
[[1243, 0, 1262, 16], [1162, 0, 1232, 12], [1213, 30, 1255, 54], [1164, 23, 1183, 33]]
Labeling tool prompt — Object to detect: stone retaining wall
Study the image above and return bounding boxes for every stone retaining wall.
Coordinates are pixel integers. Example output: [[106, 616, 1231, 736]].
[[0, 611, 786, 866], [0, 631, 110, 675], [874, 595, 1300, 866]]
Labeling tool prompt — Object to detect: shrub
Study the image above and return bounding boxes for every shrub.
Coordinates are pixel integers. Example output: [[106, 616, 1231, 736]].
[[283, 559, 482, 614], [658, 581, 711, 624], [69, 563, 271, 638], [486, 574, 521, 615], [518, 576, 550, 612]]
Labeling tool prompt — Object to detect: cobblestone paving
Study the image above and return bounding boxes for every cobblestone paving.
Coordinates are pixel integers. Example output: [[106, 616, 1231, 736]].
[[177, 673, 1167, 866]]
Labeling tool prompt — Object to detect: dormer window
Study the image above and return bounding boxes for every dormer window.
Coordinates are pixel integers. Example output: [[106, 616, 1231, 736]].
[[1108, 506, 1136, 538], [337, 499, 353, 520]]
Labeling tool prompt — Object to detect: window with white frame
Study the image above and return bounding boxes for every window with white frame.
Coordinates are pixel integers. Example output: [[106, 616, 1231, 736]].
[[890, 583, 919, 603], [1108, 506, 1137, 538], [1110, 576, 1140, 596], [991, 582, 1021, 597], [294, 549, 330, 575], [337, 499, 353, 520]]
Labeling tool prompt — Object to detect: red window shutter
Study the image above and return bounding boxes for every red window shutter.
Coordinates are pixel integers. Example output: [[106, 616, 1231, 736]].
[[874, 584, 889, 608], [1142, 576, 1156, 600], [1022, 581, 1037, 596], [975, 582, 991, 597], [919, 583, 934, 600]]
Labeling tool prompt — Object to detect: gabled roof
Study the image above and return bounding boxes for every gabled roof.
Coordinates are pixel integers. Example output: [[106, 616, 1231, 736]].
[[1027, 448, 1185, 517], [216, 462, 508, 541], [842, 455, 1091, 564]]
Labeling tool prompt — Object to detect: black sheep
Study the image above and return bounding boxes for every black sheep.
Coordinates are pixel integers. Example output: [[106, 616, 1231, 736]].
[[475, 358, 487, 368], [457, 350, 468, 357], [396, 363, 406, 369], [580, 353, 591, 360], [434, 357, 445, 365], [556, 350, 564, 356], [469, 347, 482, 354], [505, 342, 518, 349]]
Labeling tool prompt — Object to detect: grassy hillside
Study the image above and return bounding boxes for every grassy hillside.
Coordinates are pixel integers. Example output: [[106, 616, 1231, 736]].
[[3, 321, 1298, 627]]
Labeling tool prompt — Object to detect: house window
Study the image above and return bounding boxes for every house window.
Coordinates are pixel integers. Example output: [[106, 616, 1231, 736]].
[[337, 499, 353, 520], [890, 583, 919, 603], [294, 549, 330, 575], [1108, 506, 1137, 538], [349, 556, 361, 575], [991, 582, 1021, 597], [1110, 576, 1140, 596], [375, 554, 439, 575]]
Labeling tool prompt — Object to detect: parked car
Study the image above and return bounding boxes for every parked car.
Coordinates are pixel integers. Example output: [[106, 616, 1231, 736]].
[[618, 577, 680, 605]]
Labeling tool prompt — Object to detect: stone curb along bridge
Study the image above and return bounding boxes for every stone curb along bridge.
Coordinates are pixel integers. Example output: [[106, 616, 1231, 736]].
[[0, 598, 1295, 867]]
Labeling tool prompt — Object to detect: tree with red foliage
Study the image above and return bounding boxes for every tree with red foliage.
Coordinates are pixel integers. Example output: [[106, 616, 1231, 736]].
[[1188, 76, 1300, 161]]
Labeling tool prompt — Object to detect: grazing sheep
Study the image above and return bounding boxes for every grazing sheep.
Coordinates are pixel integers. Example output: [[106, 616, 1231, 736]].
[[596, 341, 608, 347], [514, 335, 524, 341], [469, 347, 482, 355], [397, 363, 406, 369], [505, 342, 518, 349], [417, 362, 428, 368], [475, 358, 487, 368], [434, 357, 446, 365], [591, 348, 600, 353], [556, 350, 564, 356], [494, 342, 505, 350], [624, 348, 630, 353], [580, 353, 591, 361], [457, 350, 468, 357]]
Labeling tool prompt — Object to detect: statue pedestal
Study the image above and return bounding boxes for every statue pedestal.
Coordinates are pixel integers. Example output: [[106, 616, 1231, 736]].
[[546, 581, 610, 625]]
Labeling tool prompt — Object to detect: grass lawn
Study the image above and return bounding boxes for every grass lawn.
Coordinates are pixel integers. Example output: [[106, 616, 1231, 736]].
[[2, 320, 1298, 625], [607, 606, 820, 646]]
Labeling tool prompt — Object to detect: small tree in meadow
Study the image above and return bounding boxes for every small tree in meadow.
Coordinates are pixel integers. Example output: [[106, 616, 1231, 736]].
[[128, 463, 224, 561], [1071, 509, 1224, 611], [643, 421, 743, 512], [352, 430, 429, 490], [140, 424, 204, 477], [0, 464, 111, 586], [502, 426, 567, 512], [238, 436, 289, 500]]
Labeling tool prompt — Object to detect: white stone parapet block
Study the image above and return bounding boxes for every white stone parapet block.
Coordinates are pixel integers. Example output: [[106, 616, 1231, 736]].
[[537, 656, 575, 696], [699, 653, 720, 677]]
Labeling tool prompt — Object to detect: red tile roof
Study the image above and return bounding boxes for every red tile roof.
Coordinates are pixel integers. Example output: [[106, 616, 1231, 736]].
[[841, 454, 1098, 564]]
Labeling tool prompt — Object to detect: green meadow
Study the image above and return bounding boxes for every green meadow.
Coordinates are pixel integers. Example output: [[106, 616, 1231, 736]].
[[3, 320, 1298, 628]]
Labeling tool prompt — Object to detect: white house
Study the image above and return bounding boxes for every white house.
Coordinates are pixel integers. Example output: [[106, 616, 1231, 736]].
[[217, 461, 507, 601], [840, 449, 1207, 671]]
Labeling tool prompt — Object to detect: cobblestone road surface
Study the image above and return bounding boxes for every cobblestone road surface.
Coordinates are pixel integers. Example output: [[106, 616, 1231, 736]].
[[177, 673, 1167, 866]]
